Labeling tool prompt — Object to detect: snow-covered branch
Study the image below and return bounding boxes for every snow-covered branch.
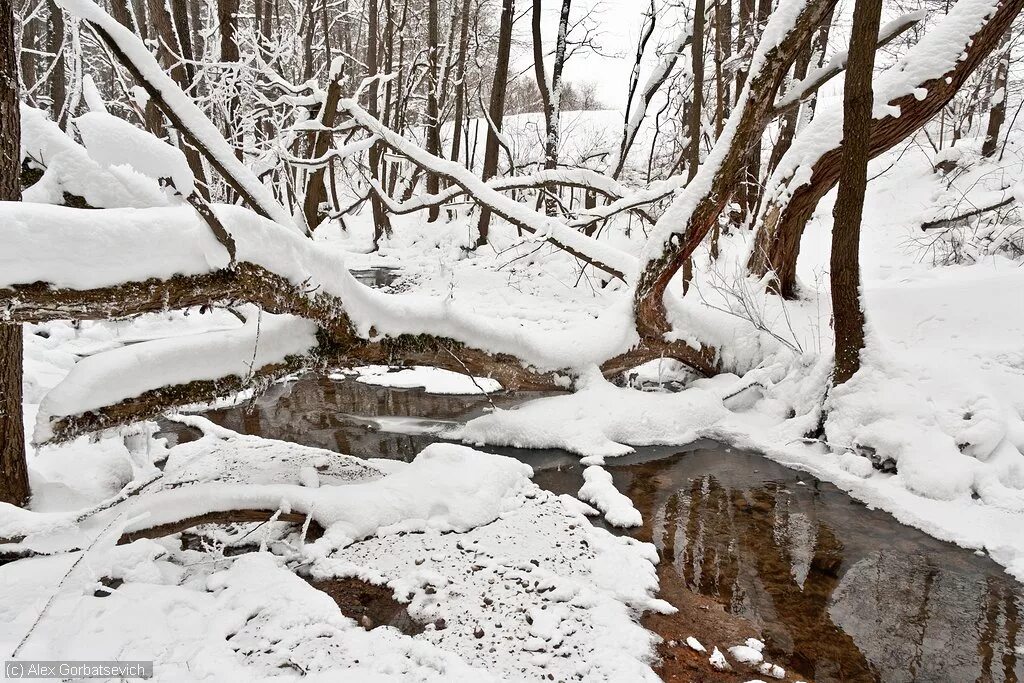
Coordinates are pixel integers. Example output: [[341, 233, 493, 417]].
[[339, 99, 638, 282], [58, 0, 298, 230], [773, 10, 927, 113]]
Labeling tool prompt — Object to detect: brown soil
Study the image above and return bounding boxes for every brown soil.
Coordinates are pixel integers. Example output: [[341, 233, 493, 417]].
[[305, 576, 425, 636]]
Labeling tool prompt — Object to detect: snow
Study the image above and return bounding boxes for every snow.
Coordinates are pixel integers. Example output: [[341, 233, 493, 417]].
[[20, 105, 171, 208], [34, 311, 318, 442], [729, 644, 765, 664], [577, 465, 643, 527], [334, 365, 503, 395], [56, 0, 297, 230], [686, 636, 707, 653], [1, 418, 672, 681], [454, 372, 730, 458], [74, 111, 196, 196]]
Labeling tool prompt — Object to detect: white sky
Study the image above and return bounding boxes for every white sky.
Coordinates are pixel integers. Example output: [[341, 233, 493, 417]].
[[510, 0, 673, 112]]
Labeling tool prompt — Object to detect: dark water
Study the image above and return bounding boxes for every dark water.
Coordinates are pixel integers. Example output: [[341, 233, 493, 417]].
[[180, 371, 1023, 683]]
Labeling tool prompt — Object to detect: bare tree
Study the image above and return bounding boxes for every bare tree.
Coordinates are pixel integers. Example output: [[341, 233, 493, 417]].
[[367, 0, 393, 248], [425, 0, 442, 222], [47, 0, 67, 128], [449, 0, 473, 165], [687, 0, 705, 182]]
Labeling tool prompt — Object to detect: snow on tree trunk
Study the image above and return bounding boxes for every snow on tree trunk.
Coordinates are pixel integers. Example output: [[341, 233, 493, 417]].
[[748, 0, 1024, 299], [632, 0, 838, 338], [830, 0, 881, 385]]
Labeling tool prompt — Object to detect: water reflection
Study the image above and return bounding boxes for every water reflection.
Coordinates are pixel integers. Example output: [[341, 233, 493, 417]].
[[187, 373, 1023, 683], [618, 451, 1024, 683], [200, 372, 539, 461]]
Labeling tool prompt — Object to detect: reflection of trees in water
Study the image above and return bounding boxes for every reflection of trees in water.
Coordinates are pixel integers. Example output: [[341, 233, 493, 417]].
[[628, 461, 1023, 683], [206, 375, 494, 460]]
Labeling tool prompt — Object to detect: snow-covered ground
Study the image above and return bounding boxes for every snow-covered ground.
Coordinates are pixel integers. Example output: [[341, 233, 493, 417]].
[[317, 133, 1024, 584], [4, 78, 1024, 681]]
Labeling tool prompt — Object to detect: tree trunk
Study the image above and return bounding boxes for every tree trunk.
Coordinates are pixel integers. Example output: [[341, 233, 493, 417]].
[[218, 0, 242, 203], [830, 0, 881, 385], [48, 0, 67, 128], [766, 6, 833, 176], [449, 0, 472, 164], [714, 0, 731, 137], [475, 0, 515, 245], [533, 0, 572, 216], [367, 0, 392, 249], [108, 0, 138, 34], [982, 28, 1011, 157], [425, 0, 442, 222], [687, 0, 705, 181], [147, 0, 209, 194], [169, 0, 196, 85], [1, 0, 28, 507]]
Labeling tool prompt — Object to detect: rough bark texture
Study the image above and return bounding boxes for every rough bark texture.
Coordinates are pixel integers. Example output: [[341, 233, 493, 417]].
[[687, 0, 705, 183], [47, 0, 67, 128], [424, 0, 442, 222], [475, 0, 515, 245], [982, 28, 1011, 157], [749, 0, 1024, 298], [830, 0, 881, 385], [367, 0, 393, 248], [633, 0, 838, 338], [0, 0, 28, 507]]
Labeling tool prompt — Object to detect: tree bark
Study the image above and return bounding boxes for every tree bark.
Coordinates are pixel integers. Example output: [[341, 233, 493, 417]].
[[830, 0, 881, 385], [146, 0, 209, 195], [1, 0, 28, 507], [367, 0, 392, 248], [168, 0, 197, 85], [982, 28, 1011, 157], [449, 0, 472, 164], [533, 0, 572, 216], [424, 0, 442, 222], [48, 0, 67, 128], [475, 0, 515, 245], [687, 0, 705, 182], [218, 0, 242, 204], [714, 0, 731, 137]]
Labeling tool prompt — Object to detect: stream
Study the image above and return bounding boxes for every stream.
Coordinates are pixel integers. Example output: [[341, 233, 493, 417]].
[[156, 267, 1024, 682], [158, 368, 1024, 683]]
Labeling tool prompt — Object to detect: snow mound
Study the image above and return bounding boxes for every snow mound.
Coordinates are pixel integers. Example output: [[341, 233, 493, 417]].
[[75, 111, 195, 195], [454, 375, 729, 458], [334, 365, 502, 395], [578, 465, 643, 527], [323, 481, 672, 681]]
